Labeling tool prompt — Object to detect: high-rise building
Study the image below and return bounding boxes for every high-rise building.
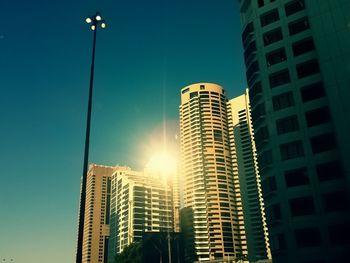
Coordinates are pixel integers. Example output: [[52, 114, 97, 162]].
[[81, 164, 116, 263], [227, 90, 271, 262], [179, 83, 247, 261], [108, 166, 178, 262], [238, 0, 350, 262]]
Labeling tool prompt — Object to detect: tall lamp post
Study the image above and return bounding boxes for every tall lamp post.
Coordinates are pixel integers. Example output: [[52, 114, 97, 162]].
[[164, 177, 172, 263], [76, 13, 107, 263]]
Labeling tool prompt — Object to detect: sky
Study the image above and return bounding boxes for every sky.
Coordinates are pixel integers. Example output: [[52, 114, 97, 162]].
[[0, 0, 246, 262]]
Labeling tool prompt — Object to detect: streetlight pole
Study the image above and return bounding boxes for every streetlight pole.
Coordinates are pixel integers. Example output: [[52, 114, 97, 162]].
[[165, 178, 172, 263], [76, 12, 107, 263]]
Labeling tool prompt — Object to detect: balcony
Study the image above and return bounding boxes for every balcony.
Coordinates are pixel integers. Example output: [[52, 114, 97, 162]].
[[242, 21, 254, 47]]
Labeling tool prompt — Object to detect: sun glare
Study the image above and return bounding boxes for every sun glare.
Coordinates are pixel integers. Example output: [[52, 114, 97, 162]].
[[145, 152, 177, 177]]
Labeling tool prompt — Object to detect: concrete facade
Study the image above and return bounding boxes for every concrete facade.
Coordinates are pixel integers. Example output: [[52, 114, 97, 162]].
[[238, 0, 350, 262], [82, 164, 116, 263], [227, 90, 271, 262]]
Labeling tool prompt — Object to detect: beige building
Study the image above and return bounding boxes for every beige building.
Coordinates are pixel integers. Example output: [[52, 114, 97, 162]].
[[179, 83, 247, 261], [227, 90, 271, 262], [82, 164, 117, 263], [108, 166, 180, 261]]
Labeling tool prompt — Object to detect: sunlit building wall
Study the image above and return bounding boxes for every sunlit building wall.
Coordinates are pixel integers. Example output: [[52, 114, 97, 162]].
[[238, 0, 350, 262], [82, 164, 115, 263], [108, 167, 177, 262], [179, 83, 247, 261], [227, 90, 271, 262], [144, 163, 181, 233]]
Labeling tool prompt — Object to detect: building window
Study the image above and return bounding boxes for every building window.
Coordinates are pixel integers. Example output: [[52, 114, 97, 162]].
[[293, 37, 315, 56], [280, 140, 304, 160], [297, 59, 320, 79], [242, 22, 254, 46], [276, 115, 299, 135], [249, 81, 262, 101], [328, 223, 350, 245], [251, 102, 266, 125], [254, 126, 269, 147], [213, 129, 223, 142], [310, 133, 337, 154], [269, 69, 291, 88], [269, 69, 290, 88], [182, 88, 189, 94], [294, 227, 322, 247], [289, 17, 310, 36], [262, 176, 277, 195], [290, 196, 315, 216], [258, 0, 264, 8], [305, 106, 331, 127], [266, 204, 282, 222], [190, 91, 198, 99], [316, 161, 343, 182], [266, 48, 287, 67], [264, 28, 283, 46], [260, 9, 280, 27], [243, 41, 256, 66], [285, 0, 305, 16], [246, 60, 259, 82], [270, 233, 287, 251], [322, 191, 349, 212], [272, 91, 294, 111], [300, 82, 326, 102], [258, 150, 273, 170], [285, 167, 309, 187]]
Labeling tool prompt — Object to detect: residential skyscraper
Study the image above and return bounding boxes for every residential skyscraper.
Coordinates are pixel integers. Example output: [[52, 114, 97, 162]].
[[227, 90, 271, 262], [81, 164, 116, 263], [179, 83, 247, 261], [238, 0, 350, 262], [108, 166, 178, 262]]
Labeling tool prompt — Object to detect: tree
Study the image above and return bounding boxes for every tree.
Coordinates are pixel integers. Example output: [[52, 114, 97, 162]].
[[114, 242, 142, 263]]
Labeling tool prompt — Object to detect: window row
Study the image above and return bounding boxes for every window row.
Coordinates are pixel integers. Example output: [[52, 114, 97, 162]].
[[257, 0, 278, 9], [269, 59, 320, 88], [266, 37, 315, 67], [270, 82, 325, 113], [270, 223, 350, 251], [266, 192, 350, 221], [264, 17, 310, 47], [275, 106, 331, 135], [262, 161, 344, 198], [280, 133, 337, 160], [259, 0, 305, 23], [257, 133, 337, 169]]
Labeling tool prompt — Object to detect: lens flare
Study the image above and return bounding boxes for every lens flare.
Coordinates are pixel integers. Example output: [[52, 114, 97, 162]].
[[145, 152, 177, 177]]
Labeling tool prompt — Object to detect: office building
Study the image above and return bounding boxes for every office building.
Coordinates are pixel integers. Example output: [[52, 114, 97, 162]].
[[81, 164, 116, 263], [108, 166, 179, 262], [227, 90, 271, 262], [238, 0, 350, 262], [179, 83, 247, 261]]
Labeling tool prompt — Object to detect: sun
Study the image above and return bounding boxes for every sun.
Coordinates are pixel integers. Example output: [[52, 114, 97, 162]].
[[145, 151, 177, 177]]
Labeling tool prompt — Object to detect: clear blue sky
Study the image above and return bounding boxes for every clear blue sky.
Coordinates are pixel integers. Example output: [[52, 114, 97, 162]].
[[0, 0, 246, 262]]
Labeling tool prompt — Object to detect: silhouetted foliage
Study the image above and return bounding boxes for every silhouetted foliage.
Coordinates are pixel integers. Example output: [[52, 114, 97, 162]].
[[113, 232, 185, 263], [113, 242, 142, 263]]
